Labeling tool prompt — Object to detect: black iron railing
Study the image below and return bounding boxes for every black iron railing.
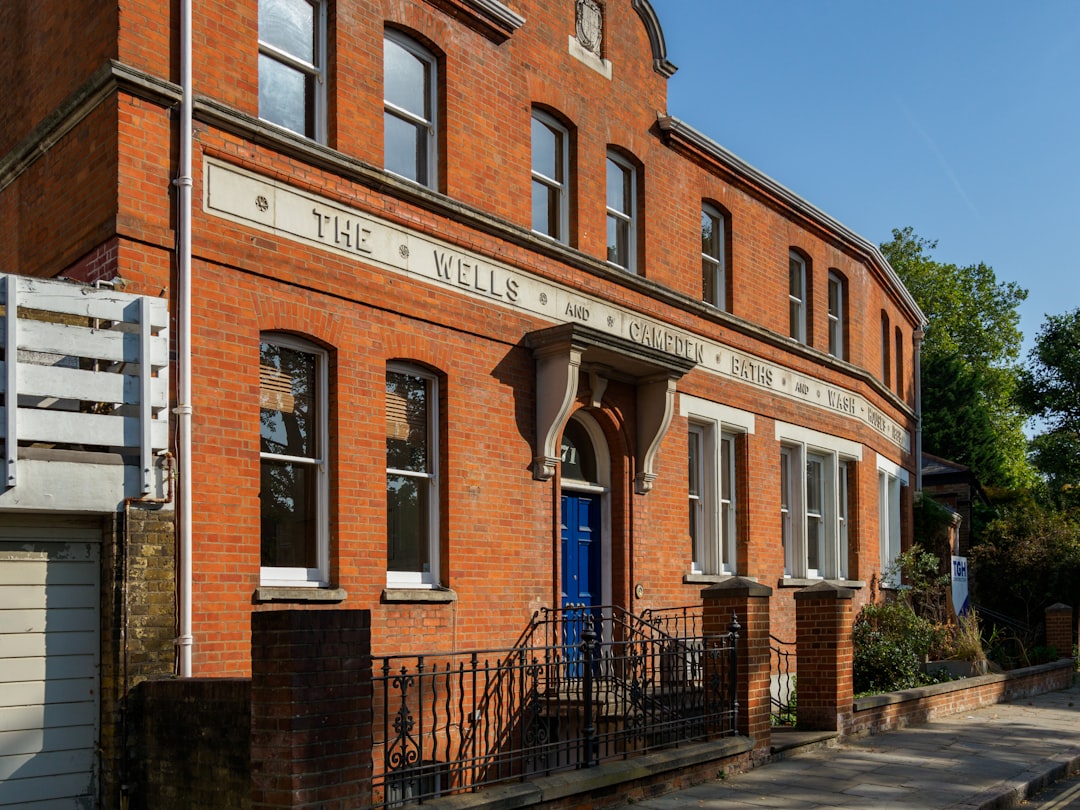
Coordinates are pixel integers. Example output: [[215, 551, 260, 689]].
[[770, 633, 796, 726], [371, 605, 739, 807]]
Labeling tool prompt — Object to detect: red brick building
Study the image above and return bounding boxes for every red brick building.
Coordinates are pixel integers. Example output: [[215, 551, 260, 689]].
[[0, 0, 924, 805]]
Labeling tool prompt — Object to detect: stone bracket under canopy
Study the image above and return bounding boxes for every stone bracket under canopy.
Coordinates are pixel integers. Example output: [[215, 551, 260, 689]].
[[524, 323, 696, 494]]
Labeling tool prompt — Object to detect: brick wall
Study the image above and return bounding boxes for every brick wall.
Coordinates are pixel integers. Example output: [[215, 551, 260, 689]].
[[125, 678, 251, 810], [61, 237, 120, 284], [100, 505, 178, 809], [701, 579, 772, 761], [125, 609, 375, 809], [2, 0, 920, 680], [1046, 604, 1075, 657], [251, 609, 373, 810], [846, 660, 1076, 738], [0, 0, 117, 156], [794, 583, 855, 732], [0, 97, 119, 277], [178, 0, 918, 673]]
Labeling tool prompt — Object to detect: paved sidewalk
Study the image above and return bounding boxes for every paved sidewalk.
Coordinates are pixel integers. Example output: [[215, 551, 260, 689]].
[[627, 680, 1080, 809]]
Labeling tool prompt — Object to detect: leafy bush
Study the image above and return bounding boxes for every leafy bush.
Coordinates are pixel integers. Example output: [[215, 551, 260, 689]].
[[1029, 645, 1059, 665], [892, 548, 956, 660], [852, 600, 941, 694], [971, 501, 1080, 636]]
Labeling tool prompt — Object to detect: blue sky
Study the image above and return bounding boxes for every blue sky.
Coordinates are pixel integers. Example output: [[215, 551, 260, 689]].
[[650, 0, 1080, 360]]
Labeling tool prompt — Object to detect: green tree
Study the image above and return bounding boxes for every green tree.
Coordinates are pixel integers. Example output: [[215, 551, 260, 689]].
[[880, 227, 1032, 489], [971, 500, 1080, 637], [1017, 308, 1080, 505]]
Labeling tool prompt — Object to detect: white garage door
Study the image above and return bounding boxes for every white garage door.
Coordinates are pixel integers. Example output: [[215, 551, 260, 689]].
[[0, 517, 101, 810]]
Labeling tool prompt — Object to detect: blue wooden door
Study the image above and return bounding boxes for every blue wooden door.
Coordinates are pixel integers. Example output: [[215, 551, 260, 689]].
[[561, 492, 601, 674], [561, 492, 601, 610]]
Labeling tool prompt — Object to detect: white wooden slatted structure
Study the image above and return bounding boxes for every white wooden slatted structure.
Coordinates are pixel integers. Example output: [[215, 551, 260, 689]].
[[0, 275, 169, 807], [0, 274, 170, 511], [0, 517, 102, 809]]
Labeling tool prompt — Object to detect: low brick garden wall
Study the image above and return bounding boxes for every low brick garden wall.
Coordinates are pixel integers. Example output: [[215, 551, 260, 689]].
[[126, 677, 251, 810], [845, 658, 1076, 738]]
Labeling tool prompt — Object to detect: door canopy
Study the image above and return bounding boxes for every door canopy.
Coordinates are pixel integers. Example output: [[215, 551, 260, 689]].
[[525, 323, 695, 494]]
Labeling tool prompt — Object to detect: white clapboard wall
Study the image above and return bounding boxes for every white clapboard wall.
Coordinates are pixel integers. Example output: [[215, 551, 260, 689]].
[[0, 517, 101, 809]]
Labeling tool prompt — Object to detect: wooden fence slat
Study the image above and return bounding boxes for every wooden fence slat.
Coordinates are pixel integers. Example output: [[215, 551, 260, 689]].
[[16, 408, 169, 450]]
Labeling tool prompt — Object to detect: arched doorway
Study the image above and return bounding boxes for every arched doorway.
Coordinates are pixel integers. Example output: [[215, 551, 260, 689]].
[[559, 413, 610, 612]]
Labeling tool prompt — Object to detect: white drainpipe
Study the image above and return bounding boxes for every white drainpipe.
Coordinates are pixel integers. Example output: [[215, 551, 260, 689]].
[[175, 0, 194, 677]]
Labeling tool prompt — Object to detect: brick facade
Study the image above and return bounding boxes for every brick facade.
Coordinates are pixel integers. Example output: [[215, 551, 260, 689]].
[[100, 506, 178, 809], [1, 1, 926, 806]]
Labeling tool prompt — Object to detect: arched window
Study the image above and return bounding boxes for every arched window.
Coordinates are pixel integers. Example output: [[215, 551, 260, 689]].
[[895, 326, 905, 398], [881, 311, 892, 386], [258, 0, 327, 142], [702, 203, 729, 310], [532, 109, 571, 242], [605, 151, 637, 272], [788, 251, 808, 343], [259, 333, 329, 586], [386, 363, 441, 586], [560, 418, 597, 484], [384, 30, 438, 188], [827, 270, 845, 359]]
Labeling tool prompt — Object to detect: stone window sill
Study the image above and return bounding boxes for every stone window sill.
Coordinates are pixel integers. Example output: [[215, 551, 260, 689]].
[[254, 586, 347, 603], [683, 573, 758, 585], [778, 578, 865, 589], [382, 587, 458, 603]]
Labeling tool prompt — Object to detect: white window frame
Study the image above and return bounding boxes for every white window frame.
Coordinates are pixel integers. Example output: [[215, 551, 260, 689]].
[[789, 251, 807, 343], [878, 453, 908, 586], [605, 152, 637, 273], [384, 30, 438, 189], [258, 0, 327, 143], [688, 422, 712, 572], [895, 326, 905, 398], [386, 363, 441, 588], [827, 270, 844, 359], [680, 396, 754, 578], [838, 459, 850, 579], [718, 430, 737, 570], [702, 204, 727, 309], [804, 451, 828, 578], [881, 312, 891, 386], [531, 110, 570, 242], [776, 422, 861, 580], [780, 446, 794, 575], [259, 333, 330, 587]]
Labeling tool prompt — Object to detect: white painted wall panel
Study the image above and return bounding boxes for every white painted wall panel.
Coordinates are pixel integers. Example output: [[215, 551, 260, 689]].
[[0, 458, 173, 512], [0, 518, 100, 809]]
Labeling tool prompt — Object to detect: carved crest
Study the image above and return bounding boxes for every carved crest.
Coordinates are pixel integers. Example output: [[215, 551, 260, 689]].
[[576, 0, 603, 57]]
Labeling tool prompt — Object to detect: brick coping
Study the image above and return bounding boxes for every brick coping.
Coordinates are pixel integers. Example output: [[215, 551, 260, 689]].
[[418, 736, 753, 810], [852, 658, 1076, 712]]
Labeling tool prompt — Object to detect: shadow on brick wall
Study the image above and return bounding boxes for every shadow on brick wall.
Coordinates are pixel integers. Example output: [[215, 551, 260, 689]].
[[125, 678, 251, 810]]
